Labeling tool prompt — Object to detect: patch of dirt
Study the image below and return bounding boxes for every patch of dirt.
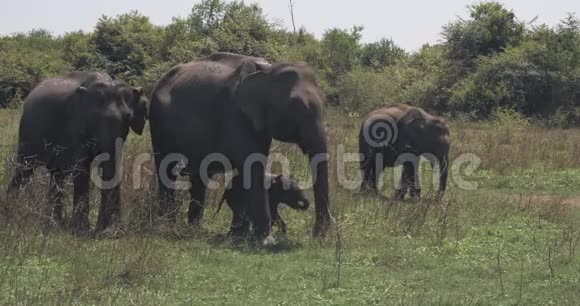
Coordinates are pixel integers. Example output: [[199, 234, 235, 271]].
[[515, 194, 580, 208]]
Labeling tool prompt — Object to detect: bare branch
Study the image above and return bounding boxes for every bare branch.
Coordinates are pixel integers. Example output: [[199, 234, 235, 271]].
[[288, 0, 296, 34]]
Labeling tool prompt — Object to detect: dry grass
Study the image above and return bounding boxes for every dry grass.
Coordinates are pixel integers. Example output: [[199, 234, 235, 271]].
[[0, 107, 579, 304]]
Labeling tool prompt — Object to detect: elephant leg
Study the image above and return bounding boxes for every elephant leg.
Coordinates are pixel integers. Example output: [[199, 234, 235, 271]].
[[188, 175, 207, 226], [394, 164, 411, 201], [360, 151, 375, 192], [361, 164, 377, 193], [437, 155, 449, 200], [230, 208, 250, 237], [95, 159, 121, 232], [373, 166, 384, 193], [407, 160, 421, 201], [72, 158, 91, 233], [362, 151, 385, 195], [46, 169, 65, 226], [396, 159, 421, 201], [244, 163, 271, 241], [271, 207, 287, 234], [156, 158, 178, 222], [228, 175, 250, 237]]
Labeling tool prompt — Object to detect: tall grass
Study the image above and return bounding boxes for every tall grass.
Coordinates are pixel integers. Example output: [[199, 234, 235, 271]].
[[0, 107, 579, 304]]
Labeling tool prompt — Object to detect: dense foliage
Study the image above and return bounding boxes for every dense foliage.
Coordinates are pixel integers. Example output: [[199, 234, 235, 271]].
[[0, 1, 578, 124]]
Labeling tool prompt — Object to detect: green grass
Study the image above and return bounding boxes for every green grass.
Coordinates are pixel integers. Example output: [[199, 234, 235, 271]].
[[1, 108, 579, 305]]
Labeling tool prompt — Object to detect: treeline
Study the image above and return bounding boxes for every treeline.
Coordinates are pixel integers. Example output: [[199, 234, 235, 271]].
[[0, 1, 579, 125]]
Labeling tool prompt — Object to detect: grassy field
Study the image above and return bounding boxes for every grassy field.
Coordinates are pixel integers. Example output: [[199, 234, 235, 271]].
[[0, 108, 579, 305]]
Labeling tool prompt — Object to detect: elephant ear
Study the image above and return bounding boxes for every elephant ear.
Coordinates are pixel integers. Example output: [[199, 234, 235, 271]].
[[235, 67, 299, 133], [230, 60, 269, 131], [65, 85, 91, 141], [129, 87, 148, 135], [68, 85, 87, 111]]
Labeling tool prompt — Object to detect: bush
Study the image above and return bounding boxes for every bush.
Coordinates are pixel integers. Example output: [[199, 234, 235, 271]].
[[547, 106, 579, 128], [491, 107, 530, 129], [336, 67, 403, 113], [449, 42, 552, 118]]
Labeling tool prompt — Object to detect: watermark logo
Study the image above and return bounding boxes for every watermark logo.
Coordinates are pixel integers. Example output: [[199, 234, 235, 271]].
[[362, 114, 398, 148], [5, 136, 482, 194]]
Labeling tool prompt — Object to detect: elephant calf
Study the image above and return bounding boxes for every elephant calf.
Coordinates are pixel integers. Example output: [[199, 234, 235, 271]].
[[216, 173, 310, 233]]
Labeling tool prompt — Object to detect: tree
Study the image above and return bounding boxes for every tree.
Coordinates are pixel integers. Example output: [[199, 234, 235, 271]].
[[211, 1, 276, 57], [62, 31, 106, 71], [320, 26, 363, 88], [93, 11, 163, 81], [188, 0, 227, 36], [449, 41, 553, 117], [0, 30, 69, 106], [359, 38, 406, 70], [443, 2, 524, 68]]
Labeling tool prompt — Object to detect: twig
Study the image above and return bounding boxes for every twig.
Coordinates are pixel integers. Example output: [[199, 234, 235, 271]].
[[496, 247, 504, 295], [288, 0, 296, 34], [547, 244, 555, 278]]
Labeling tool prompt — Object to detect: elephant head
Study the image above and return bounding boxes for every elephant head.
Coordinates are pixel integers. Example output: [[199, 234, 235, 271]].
[[270, 174, 310, 211], [117, 83, 148, 136], [73, 80, 147, 155], [232, 62, 331, 237]]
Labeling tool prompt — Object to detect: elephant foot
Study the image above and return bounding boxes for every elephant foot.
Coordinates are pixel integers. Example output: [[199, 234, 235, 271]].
[[228, 223, 250, 238], [435, 191, 445, 202], [95, 221, 123, 239], [51, 216, 64, 227], [359, 184, 379, 196], [410, 189, 421, 202], [393, 189, 406, 201], [272, 220, 287, 235], [95, 214, 121, 235], [43, 213, 64, 229], [188, 216, 203, 230], [259, 233, 279, 248], [312, 218, 332, 240], [70, 218, 91, 236]]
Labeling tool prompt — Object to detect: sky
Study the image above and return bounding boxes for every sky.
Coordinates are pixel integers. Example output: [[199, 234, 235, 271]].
[[0, 0, 578, 51]]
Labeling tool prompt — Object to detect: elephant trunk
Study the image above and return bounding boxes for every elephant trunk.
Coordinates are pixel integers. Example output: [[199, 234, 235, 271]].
[[438, 154, 449, 199], [303, 124, 331, 238], [94, 138, 123, 232]]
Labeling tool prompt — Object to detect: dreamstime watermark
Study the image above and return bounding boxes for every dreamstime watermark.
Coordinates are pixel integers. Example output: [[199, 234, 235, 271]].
[[4, 110, 481, 193], [76, 135, 482, 193]]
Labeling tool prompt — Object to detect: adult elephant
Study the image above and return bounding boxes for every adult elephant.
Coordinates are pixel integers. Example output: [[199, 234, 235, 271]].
[[359, 104, 450, 200], [5, 71, 148, 232], [149, 52, 331, 241]]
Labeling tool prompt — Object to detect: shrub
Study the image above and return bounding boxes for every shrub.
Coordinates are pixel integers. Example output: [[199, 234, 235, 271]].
[[547, 106, 579, 128], [449, 42, 552, 118], [336, 67, 403, 113], [491, 107, 530, 129]]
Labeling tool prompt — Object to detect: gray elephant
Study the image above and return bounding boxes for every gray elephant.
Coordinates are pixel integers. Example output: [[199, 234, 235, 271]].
[[359, 104, 450, 200], [215, 173, 309, 234], [4, 71, 147, 232], [149, 52, 331, 241]]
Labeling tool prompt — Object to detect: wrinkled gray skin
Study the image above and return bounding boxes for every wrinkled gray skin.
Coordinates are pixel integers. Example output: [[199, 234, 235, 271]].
[[4, 71, 148, 232], [215, 173, 309, 234], [359, 104, 450, 200], [149, 52, 331, 240]]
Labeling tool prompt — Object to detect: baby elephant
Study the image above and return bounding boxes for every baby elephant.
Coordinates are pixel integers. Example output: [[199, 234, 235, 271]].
[[216, 174, 309, 233]]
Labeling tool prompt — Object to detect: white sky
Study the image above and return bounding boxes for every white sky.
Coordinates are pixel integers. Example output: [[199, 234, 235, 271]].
[[0, 0, 578, 51]]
